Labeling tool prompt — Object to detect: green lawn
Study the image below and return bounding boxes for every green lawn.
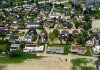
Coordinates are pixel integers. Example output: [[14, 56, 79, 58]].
[[85, 46, 92, 56], [0, 44, 7, 52], [12, 0, 22, 5], [64, 2, 71, 8], [0, 53, 42, 64], [71, 58, 96, 70], [48, 44, 71, 54], [53, 8, 64, 13]]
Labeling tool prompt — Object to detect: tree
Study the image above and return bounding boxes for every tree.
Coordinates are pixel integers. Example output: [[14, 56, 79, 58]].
[[20, 41, 26, 50], [49, 32, 55, 41], [76, 35, 85, 46], [67, 34, 74, 42], [9, 49, 22, 57], [0, 30, 6, 41], [82, 31, 88, 37], [74, 21, 80, 29], [19, 20, 26, 29], [38, 25, 44, 30], [32, 35, 37, 42], [30, 0, 34, 3], [83, 14, 91, 22], [52, 29, 60, 37], [83, 22, 92, 30], [12, 30, 19, 35]]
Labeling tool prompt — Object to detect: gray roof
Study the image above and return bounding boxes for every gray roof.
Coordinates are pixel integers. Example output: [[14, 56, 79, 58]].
[[25, 19, 39, 25], [10, 44, 20, 48], [25, 35, 32, 39], [47, 47, 64, 54]]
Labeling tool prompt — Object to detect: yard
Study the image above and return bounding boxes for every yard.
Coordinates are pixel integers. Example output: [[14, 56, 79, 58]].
[[53, 8, 65, 13], [48, 44, 71, 54], [71, 58, 96, 70], [0, 53, 42, 64], [12, 0, 22, 5], [63, 2, 71, 8], [85, 46, 92, 56]]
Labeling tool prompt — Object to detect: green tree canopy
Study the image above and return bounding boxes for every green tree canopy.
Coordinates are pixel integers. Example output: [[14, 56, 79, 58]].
[[76, 34, 85, 46], [52, 29, 60, 37], [9, 49, 22, 57]]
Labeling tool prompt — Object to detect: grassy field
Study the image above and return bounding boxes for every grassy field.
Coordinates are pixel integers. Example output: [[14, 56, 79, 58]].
[[0, 53, 42, 64], [48, 44, 71, 54], [71, 58, 96, 70]]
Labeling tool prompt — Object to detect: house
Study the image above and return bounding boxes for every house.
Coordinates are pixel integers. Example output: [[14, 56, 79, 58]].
[[79, 14, 84, 19], [81, 3, 88, 11], [24, 35, 32, 43], [44, 21, 53, 28], [89, 30, 99, 36], [10, 18, 20, 29], [94, 36, 100, 45], [72, 30, 79, 35], [25, 19, 40, 28], [61, 30, 69, 37], [9, 35, 19, 43], [4, 30, 12, 36], [49, 13, 62, 19], [23, 4, 34, 11], [86, 37, 93, 45], [37, 11, 46, 20], [63, 22, 73, 29], [47, 47, 64, 54], [92, 45, 100, 55], [10, 44, 20, 51], [71, 8, 76, 14], [23, 44, 44, 52], [71, 47, 87, 54]]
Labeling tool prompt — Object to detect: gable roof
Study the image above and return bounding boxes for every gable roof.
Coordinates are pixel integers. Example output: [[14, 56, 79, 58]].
[[72, 47, 86, 51], [25, 44, 37, 47]]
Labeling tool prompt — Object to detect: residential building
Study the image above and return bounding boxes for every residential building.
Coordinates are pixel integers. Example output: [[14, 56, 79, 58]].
[[24, 35, 32, 43], [9, 35, 19, 43], [92, 45, 100, 54], [71, 47, 87, 54], [23, 44, 44, 52], [10, 44, 20, 51], [47, 47, 64, 54], [25, 19, 40, 28]]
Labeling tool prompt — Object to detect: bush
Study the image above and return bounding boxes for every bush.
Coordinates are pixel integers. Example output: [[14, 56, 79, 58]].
[[9, 49, 22, 57]]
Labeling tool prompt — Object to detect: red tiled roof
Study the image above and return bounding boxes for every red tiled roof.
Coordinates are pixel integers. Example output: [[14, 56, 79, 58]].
[[72, 47, 86, 50]]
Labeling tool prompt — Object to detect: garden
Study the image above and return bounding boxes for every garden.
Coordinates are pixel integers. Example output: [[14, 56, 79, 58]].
[[71, 58, 96, 70]]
